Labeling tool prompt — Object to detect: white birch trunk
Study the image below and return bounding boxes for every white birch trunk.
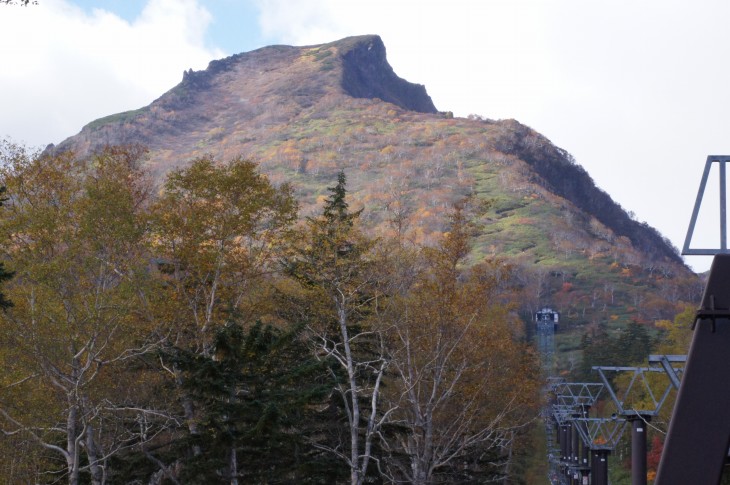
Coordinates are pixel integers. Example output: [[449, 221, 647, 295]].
[[66, 402, 80, 485], [85, 422, 104, 485], [336, 293, 361, 485]]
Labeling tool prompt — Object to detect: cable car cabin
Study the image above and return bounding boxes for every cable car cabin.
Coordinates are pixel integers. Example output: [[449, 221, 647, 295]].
[[535, 307, 559, 331]]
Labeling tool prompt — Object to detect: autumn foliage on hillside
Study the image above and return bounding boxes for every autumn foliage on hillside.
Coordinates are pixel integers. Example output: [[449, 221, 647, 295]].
[[0, 145, 541, 484], [47, 36, 701, 342]]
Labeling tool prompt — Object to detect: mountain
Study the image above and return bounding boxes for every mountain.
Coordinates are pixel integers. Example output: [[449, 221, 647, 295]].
[[50, 35, 436, 164], [47, 35, 700, 337]]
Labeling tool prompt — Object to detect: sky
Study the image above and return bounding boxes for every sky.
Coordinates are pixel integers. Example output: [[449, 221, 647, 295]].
[[1, 0, 728, 272]]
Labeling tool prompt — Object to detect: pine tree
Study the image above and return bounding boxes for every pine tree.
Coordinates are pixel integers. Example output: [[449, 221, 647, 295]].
[[164, 319, 340, 483], [284, 171, 389, 485], [322, 171, 361, 226]]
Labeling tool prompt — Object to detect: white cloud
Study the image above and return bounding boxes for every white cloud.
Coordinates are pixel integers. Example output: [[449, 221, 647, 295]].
[[0, 0, 223, 147]]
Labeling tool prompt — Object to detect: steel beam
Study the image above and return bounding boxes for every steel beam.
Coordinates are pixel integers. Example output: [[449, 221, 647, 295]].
[[630, 416, 649, 485], [648, 354, 685, 390], [656, 254, 730, 484], [591, 449, 610, 485], [592, 365, 677, 418], [683, 156, 730, 255], [572, 420, 580, 465]]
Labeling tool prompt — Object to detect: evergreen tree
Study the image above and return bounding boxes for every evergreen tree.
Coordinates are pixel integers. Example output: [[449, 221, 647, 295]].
[[284, 171, 388, 485], [577, 321, 653, 382], [164, 319, 341, 483], [322, 171, 360, 225], [616, 320, 653, 365], [577, 323, 612, 380]]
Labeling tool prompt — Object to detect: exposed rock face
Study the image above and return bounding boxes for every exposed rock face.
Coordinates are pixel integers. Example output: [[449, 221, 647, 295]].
[[339, 36, 437, 113]]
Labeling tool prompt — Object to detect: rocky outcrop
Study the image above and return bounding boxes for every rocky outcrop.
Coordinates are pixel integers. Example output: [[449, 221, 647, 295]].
[[338, 35, 437, 113]]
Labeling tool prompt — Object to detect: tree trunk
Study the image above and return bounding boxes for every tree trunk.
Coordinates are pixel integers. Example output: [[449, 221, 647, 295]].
[[175, 366, 201, 457], [86, 422, 104, 485], [229, 447, 239, 485], [336, 294, 362, 485], [502, 433, 514, 485], [67, 403, 79, 485]]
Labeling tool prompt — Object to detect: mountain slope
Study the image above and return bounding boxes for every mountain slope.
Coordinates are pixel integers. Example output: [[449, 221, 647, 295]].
[[47, 35, 699, 332]]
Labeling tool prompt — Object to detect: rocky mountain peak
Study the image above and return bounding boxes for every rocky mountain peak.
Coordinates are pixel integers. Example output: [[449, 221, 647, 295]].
[[336, 35, 437, 113], [48, 35, 437, 157]]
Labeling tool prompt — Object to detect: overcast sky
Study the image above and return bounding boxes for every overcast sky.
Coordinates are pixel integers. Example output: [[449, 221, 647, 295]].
[[1, 0, 727, 272]]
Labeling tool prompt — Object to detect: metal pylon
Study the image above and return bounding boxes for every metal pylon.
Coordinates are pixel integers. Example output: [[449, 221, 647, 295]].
[[592, 363, 684, 418], [683, 156, 730, 255], [656, 255, 730, 484], [574, 417, 628, 451], [553, 382, 604, 408]]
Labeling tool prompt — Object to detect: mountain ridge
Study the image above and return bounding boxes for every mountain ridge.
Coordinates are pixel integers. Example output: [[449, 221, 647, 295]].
[[45, 34, 697, 330], [52, 35, 436, 156]]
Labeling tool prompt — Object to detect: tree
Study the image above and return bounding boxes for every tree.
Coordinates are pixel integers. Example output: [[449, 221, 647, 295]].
[[646, 435, 663, 482], [578, 320, 654, 382], [0, 145, 156, 485], [147, 155, 298, 477], [284, 171, 392, 485], [380, 201, 542, 484], [156, 319, 339, 484], [149, 155, 297, 355], [654, 304, 694, 355], [616, 321, 653, 364]]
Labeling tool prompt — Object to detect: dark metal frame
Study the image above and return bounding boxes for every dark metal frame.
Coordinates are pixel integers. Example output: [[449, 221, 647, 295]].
[[593, 359, 685, 485], [548, 383, 604, 485], [656, 255, 730, 484], [544, 356, 685, 485], [553, 382, 604, 408], [573, 416, 628, 451], [592, 362, 684, 418], [683, 156, 730, 255], [647, 354, 685, 390]]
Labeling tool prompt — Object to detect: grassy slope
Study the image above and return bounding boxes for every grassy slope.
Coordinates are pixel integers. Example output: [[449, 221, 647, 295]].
[[240, 106, 699, 377]]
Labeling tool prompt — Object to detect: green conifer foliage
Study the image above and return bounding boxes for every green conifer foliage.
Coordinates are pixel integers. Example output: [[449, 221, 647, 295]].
[[167, 320, 342, 483], [284, 171, 388, 485]]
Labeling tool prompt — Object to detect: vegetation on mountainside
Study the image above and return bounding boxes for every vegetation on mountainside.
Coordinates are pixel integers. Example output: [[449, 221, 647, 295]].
[[0, 146, 540, 484], [48, 35, 699, 350], [164, 96, 698, 338]]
